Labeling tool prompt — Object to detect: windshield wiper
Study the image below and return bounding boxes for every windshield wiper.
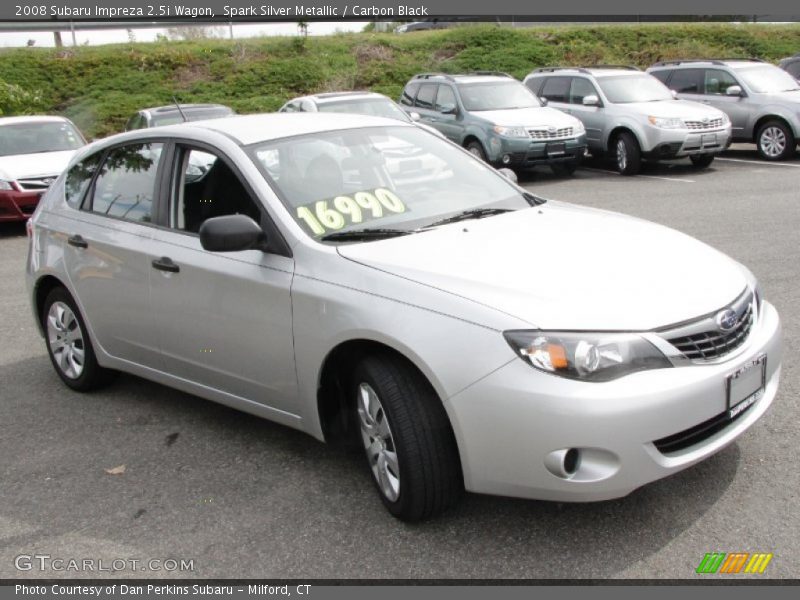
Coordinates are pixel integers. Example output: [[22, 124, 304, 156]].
[[523, 192, 547, 206], [422, 207, 515, 229], [320, 227, 412, 242]]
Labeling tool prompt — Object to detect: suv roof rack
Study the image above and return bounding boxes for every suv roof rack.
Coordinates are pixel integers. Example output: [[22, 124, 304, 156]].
[[413, 72, 456, 81], [580, 64, 640, 71], [532, 66, 591, 74], [651, 58, 765, 67], [465, 71, 513, 78]]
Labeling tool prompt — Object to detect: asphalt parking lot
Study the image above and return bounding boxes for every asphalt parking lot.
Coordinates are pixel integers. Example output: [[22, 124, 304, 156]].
[[1, 145, 798, 579]]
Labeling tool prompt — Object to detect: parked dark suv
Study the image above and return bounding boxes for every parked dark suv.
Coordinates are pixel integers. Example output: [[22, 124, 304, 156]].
[[399, 72, 587, 174]]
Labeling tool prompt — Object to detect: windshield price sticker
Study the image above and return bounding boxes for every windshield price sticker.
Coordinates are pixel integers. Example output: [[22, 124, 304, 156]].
[[296, 188, 407, 236]]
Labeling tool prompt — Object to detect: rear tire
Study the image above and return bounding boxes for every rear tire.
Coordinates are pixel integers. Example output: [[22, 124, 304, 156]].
[[614, 131, 641, 175], [756, 120, 795, 161], [689, 155, 715, 169], [465, 140, 488, 162], [351, 353, 462, 521], [42, 287, 115, 391]]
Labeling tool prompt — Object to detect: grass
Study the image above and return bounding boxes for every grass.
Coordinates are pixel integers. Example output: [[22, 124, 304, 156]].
[[1, 23, 799, 138]]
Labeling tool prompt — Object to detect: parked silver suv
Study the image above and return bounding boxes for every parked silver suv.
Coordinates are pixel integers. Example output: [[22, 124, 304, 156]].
[[648, 59, 800, 161], [524, 66, 732, 175]]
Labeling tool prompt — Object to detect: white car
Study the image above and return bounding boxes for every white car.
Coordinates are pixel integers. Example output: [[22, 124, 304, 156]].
[[27, 113, 781, 521], [0, 116, 85, 222]]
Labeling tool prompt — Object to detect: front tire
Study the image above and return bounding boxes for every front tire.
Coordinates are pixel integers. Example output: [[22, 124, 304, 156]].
[[756, 120, 795, 161], [465, 140, 488, 162], [689, 155, 715, 169], [614, 131, 641, 175], [351, 354, 462, 521], [42, 287, 115, 391]]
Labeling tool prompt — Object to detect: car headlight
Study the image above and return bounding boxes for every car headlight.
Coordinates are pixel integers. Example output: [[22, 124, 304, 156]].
[[647, 116, 685, 129], [504, 330, 672, 382], [720, 112, 731, 124], [493, 125, 529, 138], [573, 120, 586, 135], [0, 180, 14, 191]]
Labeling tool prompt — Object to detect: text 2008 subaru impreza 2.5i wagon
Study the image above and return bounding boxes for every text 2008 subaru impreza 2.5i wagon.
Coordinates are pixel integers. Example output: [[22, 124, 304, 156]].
[[27, 113, 781, 521]]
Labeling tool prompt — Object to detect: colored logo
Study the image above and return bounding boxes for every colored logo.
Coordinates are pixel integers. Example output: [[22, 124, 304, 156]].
[[696, 552, 773, 574]]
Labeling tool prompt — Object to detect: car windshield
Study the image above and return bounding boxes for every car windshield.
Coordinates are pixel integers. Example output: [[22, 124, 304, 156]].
[[150, 107, 233, 127], [0, 121, 84, 157], [736, 65, 800, 93], [598, 74, 674, 103], [457, 81, 542, 111], [317, 98, 411, 122], [248, 126, 529, 241]]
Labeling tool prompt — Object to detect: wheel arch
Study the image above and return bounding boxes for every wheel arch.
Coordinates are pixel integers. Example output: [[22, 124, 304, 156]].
[[606, 126, 642, 153], [752, 113, 797, 143], [32, 274, 69, 336]]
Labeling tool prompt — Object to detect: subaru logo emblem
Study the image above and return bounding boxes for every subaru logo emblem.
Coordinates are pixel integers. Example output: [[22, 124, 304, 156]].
[[716, 309, 738, 332], [702, 117, 709, 124], [548, 126, 557, 134]]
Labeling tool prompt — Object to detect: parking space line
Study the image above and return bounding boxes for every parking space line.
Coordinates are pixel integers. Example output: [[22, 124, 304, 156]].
[[579, 167, 695, 183], [717, 157, 800, 168]]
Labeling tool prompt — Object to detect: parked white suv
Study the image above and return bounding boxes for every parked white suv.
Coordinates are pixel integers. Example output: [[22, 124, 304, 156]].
[[524, 66, 732, 175], [0, 116, 85, 222]]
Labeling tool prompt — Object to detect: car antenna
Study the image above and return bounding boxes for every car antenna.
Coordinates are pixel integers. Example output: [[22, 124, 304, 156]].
[[172, 96, 188, 122]]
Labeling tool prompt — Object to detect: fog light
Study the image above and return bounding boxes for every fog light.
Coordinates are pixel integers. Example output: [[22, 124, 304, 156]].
[[544, 448, 581, 479], [502, 154, 511, 164]]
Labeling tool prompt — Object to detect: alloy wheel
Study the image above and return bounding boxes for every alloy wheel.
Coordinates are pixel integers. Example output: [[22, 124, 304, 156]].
[[47, 301, 85, 379], [616, 138, 628, 172], [760, 127, 787, 158], [357, 382, 400, 502]]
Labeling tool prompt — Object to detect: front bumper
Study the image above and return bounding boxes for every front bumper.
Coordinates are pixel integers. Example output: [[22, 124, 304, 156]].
[[488, 134, 588, 167], [447, 300, 781, 502], [0, 189, 41, 222], [642, 126, 732, 160]]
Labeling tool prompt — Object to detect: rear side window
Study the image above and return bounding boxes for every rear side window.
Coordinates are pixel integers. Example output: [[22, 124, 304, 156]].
[[785, 61, 800, 78], [65, 152, 102, 209], [667, 69, 703, 93], [88, 142, 163, 223], [415, 84, 437, 109], [400, 82, 421, 106], [540, 77, 570, 103], [704, 69, 739, 94], [650, 70, 671, 84], [524, 77, 544, 95]]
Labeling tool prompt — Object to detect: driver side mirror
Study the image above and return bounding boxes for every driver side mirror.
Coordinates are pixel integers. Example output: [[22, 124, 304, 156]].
[[199, 214, 266, 252], [539, 97, 549, 106], [726, 85, 743, 97], [409, 111, 421, 122], [671, 89, 679, 99], [439, 104, 457, 115], [582, 94, 600, 107]]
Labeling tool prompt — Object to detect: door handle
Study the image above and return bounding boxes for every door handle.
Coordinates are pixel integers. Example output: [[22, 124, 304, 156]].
[[67, 234, 88, 249], [152, 257, 180, 273]]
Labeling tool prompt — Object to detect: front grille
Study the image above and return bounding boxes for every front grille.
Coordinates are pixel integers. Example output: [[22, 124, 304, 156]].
[[667, 303, 753, 360], [17, 176, 57, 192], [653, 401, 755, 454], [528, 127, 574, 140], [684, 117, 724, 130]]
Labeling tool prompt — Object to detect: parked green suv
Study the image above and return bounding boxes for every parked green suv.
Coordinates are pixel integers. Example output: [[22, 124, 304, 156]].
[[399, 72, 588, 174]]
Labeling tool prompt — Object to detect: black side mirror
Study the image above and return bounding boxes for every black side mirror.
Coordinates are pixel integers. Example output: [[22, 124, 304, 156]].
[[199, 214, 266, 252], [440, 104, 458, 115]]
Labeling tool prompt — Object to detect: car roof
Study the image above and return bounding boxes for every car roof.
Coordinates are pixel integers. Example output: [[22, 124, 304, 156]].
[[140, 103, 232, 115], [411, 73, 515, 85], [649, 59, 767, 70], [527, 67, 642, 78], [312, 92, 389, 104], [0, 115, 72, 126], [127, 112, 413, 145]]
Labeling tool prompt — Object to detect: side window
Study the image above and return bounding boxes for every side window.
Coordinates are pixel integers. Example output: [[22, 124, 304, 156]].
[[650, 70, 671, 84], [569, 78, 597, 104], [668, 68, 703, 93], [540, 77, 570, 103], [786, 61, 800, 79], [415, 83, 437, 109], [525, 77, 544, 95], [65, 152, 102, 209], [171, 146, 262, 234], [125, 115, 142, 131], [400, 82, 420, 106], [88, 143, 163, 223], [434, 85, 457, 112], [280, 102, 299, 113], [704, 69, 739, 94]]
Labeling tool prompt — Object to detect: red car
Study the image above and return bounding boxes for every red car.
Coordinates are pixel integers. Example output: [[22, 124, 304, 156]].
[[0, 116, 85, 222]]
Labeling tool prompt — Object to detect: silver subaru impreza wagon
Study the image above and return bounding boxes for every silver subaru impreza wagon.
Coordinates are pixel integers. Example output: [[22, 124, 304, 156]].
[[26, 113, 781, 521]]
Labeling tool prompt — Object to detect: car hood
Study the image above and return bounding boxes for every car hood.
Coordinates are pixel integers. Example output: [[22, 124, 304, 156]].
[[471, 107, 581, 129], [623, 99, 725, 120], [338, 202, 747, 331], [758, 89, 800, 104], [0, 150, 77, 182]]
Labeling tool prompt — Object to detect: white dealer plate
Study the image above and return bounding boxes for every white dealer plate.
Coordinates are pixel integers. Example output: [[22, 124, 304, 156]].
[[726, 354, 766, 420]]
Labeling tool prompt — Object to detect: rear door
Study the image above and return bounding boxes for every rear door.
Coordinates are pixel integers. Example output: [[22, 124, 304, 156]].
[[567, 76, 605, 149], [147, 142, 298, 414], [431, 84, 462, 142], [413, 83, 442, 131], [63, 141, 165, 367]]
